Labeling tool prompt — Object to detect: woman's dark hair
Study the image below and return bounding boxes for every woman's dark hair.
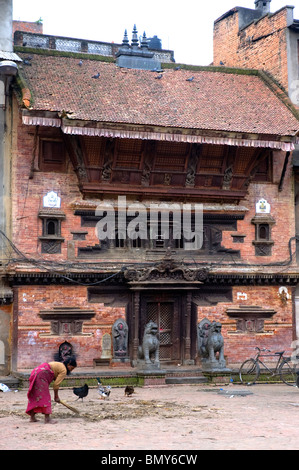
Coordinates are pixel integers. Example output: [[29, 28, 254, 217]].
[[63, 356, 77, 374]]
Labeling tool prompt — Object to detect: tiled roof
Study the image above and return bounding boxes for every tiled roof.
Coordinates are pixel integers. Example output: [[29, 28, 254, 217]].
[[16, 52, 299, 138]]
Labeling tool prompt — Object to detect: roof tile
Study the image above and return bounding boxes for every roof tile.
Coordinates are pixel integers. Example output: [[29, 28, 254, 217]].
[[17, 53, 299, 137]]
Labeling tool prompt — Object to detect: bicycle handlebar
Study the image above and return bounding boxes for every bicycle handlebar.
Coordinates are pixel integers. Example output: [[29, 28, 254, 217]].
[[255, 347, 271, 352]]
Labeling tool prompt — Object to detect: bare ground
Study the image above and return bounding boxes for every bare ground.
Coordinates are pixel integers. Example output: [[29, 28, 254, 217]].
[[1, 383, 299, 450]]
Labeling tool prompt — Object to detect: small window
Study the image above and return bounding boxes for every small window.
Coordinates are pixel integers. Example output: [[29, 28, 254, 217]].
[[46, 219, 58, 236], [258, 224, 269, 240], [39, 139, 66, 172]]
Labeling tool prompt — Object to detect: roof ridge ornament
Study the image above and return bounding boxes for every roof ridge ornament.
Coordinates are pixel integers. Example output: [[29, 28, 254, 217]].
[[121, 29, 130, 48], [116, 25, 161, 70], [131, 24, 139, 49], [141, 31, 149, 49]]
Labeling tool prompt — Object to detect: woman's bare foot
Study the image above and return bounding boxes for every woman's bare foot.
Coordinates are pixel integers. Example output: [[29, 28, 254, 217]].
[[45, 415, 57, 424], [29, 411, 38, 422]]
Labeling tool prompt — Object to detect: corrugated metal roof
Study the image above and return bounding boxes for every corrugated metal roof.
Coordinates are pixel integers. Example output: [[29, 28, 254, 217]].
[[0, 50, 22, 62]]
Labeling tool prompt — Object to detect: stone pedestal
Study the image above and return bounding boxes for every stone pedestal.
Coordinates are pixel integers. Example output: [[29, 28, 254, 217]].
[[137, 368, 167, 386], [110, 357, 131, 368]]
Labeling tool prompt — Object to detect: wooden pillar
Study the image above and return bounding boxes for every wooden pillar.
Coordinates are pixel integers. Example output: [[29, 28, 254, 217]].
[[183, 292, 193, 364], [11, 287, 18, 372], [132, 291, 140, 363]]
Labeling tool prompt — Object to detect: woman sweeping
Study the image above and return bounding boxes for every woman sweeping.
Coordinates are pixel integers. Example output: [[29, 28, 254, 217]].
[[26, 356, 77, 423]]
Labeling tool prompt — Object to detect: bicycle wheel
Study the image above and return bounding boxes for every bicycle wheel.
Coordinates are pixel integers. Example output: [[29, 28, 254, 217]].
[[239, 359, 260, 385], [279, 359, 298, 386]]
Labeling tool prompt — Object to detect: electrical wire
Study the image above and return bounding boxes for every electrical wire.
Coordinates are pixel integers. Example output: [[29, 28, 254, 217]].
[[1, 229, 299, 286]]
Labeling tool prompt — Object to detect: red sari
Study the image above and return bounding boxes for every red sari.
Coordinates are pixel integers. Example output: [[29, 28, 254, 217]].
[[26, 363, 55, 415]]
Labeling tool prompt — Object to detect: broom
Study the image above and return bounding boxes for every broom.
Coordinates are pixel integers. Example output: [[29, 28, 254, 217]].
[[59, 399, 80, 414]]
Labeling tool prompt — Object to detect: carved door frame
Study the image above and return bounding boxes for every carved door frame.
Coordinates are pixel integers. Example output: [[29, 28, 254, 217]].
[[131, 290, 197, 365]]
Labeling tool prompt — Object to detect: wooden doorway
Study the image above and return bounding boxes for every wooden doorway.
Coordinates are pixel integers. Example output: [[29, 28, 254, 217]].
[[140, 294, 181, 363]]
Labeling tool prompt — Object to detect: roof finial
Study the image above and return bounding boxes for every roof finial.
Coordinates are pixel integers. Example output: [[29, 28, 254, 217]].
[[122, 29, 130, 48], [141, 31, 149, 49], [131, 25, 139, 49]]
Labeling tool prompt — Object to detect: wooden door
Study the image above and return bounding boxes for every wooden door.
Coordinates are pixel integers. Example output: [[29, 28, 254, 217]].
[[141, 295, 181, 363]]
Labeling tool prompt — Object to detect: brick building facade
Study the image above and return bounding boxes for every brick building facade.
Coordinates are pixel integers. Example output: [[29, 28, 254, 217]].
[[1, 2, 299, 375]]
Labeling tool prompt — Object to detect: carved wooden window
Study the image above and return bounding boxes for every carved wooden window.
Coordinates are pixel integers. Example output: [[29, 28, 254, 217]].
[[38, 210, 65, 254], [39, 138, 66, 172], [251, 214, 275, 256], [76, 210, 243, 256]]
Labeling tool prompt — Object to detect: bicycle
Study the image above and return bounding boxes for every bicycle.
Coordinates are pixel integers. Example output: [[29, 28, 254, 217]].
[[239, 347, 299, 386]]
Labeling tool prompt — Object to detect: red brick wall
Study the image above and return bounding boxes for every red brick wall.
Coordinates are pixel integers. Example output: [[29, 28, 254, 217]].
[[16, 285, 126, 368], [197, 285, 294, 366], [13, 21, 43, 35], [213, 8, 290, 92]]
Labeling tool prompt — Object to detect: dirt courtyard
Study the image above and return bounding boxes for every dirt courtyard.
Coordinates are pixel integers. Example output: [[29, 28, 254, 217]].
[[1, 382, 299, 450]]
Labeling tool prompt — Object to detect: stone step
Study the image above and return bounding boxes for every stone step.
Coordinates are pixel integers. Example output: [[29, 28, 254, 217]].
[[165, 376, 208, 385], [0, 376, 20, 389]]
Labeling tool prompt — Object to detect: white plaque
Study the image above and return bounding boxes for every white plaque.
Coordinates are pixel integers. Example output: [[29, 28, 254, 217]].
[[256, 198, 270, 214], [43, 191, 61, 208]]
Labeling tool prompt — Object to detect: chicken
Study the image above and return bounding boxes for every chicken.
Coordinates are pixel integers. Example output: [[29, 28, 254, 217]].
[[124, 385, 135, 397], [73, 383, 89, 401], [97, 378, 111, 400]]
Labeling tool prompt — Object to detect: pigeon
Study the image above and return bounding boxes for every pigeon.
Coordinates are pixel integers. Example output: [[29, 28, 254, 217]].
[[97, 378, 111, 399], [23, 59, 32, 66], [78, 60, 83, 66], [174, 66, 181, 71], [92, 72, 100, 79], [73, 383, 89, 401], [186, 77, 194, 82], [155, 74, 163, 79], [124, 385, 135, 397]]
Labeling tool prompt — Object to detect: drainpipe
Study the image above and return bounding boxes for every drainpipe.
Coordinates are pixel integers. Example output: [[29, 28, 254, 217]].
[[0, 0, 17, 261], [0, 61, 17, 261]]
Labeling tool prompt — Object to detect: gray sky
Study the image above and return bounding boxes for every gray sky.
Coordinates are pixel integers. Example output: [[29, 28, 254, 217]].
[[12, 0, 298, 66]]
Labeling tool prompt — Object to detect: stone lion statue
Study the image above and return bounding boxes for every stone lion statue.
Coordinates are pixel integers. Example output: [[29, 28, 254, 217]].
[[138, 320, 160, 367], [198, 319, 226, 369]]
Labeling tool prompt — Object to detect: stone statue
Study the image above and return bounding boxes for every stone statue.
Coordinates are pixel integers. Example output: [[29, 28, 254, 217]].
[[198, 319, 226, 370], [138, 320, 160, 368], [112, 319, 128, 358], [54, 341, 73, 362]]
